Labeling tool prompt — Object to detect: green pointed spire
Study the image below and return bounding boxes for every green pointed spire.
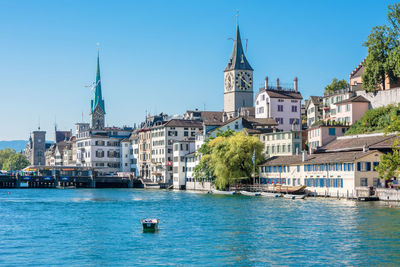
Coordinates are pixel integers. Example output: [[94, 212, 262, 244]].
[[91, 51, 105, 114]]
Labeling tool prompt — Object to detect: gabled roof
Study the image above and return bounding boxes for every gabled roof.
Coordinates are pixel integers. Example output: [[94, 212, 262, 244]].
[[319, 132, 396, 152], [257, 88, 303, 100], [350, 59, 365, 79], [164, 119, 203, 128], [260, 150, 380, 166], [335, 95, 370, 105], [305, 96, 322, 110], [224, 25, 253, 72]]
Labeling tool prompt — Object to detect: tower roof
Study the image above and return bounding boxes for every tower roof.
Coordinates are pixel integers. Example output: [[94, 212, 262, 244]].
[[91, 51, 106, 114], [224, 25, 253, 72]]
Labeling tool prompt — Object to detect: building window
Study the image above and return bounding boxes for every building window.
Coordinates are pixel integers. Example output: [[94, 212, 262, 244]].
[[373, 162, 379, 171], [360, 178, 368, 186], [278, 105, 283, 112], [346, 104, 351, 112], [328, 128, 336, 136], [291, 105, 297, 112]]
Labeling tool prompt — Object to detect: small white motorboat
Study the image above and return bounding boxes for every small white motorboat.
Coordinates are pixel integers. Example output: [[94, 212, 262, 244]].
[[240, 191, 261, 196], [211, 190, 237, 195], [283, 194, 306, 200], [141, 218, 159, 232], [261, 192, 282, 198]]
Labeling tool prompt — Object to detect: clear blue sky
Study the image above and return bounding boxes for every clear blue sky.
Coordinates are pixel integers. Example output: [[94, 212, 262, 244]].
[[0, 0, 397, 140]]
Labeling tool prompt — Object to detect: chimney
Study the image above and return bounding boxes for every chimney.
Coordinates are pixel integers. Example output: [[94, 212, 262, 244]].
[[302, 150, 308, 162], [294, 77, 298, 92], [276, 78, 280, 89], [363, 144, 369, 152], [265, 76, 268, 89]]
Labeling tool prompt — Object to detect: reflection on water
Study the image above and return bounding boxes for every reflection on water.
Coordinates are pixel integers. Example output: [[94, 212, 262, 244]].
[[0, 189, 399, 266]]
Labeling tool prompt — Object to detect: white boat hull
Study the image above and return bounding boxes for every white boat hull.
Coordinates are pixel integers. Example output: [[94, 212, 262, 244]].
[[261, 192, 282, 198], [240, 191, 261, 196], [211, 190, 236, 195], [283, 194, 306, 200]]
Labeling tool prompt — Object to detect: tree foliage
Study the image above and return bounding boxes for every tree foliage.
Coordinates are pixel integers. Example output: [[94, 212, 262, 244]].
[[376, 103, 400, 180], [345, 105, 399, 135], [194, 129, 235, 182], [362, 3, 400, 91], [194, 130, 264, 190], [324, 78, 349, 94], [0, 149, 29, 171]]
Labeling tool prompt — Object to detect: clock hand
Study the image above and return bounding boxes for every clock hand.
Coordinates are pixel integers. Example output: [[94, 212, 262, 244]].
[[241, 77, 251, 87]]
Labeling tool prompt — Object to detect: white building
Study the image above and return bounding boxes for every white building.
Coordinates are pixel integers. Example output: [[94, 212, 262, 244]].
[[260, 150, 383, 197], [150, 119, 203, 184], [172, 140, 196, 189], [322, 88, 354, 122], [259, 129, 302, 158], [255, 77, 302, 131], [75, 123, 132, 175], [129, 133, 139, 177], [120, 138, 131, 172], [305, 96, 323, 127]]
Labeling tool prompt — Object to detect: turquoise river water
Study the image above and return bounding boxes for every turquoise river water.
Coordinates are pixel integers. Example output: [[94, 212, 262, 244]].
[[0, 189, 400, 266]]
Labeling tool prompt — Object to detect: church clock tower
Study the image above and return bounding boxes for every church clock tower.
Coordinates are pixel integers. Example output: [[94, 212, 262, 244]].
[[224, 24, 254, 118], [90, 51, 106, 129]]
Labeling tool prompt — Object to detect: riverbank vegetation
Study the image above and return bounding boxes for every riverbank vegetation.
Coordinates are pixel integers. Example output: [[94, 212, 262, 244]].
[[194, 130, 264, 190], [345, 104, 400, 135], [0, 148, 29, 171]]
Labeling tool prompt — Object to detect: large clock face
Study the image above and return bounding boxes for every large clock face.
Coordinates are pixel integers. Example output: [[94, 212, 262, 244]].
[[235, 71, 253, 91], [225, 73, 233, 91]]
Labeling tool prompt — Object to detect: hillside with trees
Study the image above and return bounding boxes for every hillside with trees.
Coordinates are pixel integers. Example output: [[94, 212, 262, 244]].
[[345, 104, 400, 135]]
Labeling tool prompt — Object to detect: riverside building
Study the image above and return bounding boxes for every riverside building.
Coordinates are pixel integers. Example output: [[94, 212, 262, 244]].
[[150, 119, 203, 184], [259, 150, 382, 197]]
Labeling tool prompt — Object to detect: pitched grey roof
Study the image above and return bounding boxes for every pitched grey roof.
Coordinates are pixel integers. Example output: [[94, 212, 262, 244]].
[[164, 119, 203, 128], [224, 25, 253, 72], [257, 89, 303, 100], [320, 133, 396, 152], [260, 150, 380, 166], [335, 95, 370, 105]]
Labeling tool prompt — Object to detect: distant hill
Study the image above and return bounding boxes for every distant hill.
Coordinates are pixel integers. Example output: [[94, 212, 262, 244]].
[[0, 140, 27, 152]]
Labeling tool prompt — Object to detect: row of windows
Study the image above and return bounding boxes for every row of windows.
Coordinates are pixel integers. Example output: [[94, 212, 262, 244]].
[[305, 178, 343, 188], [303, 163, 354, 172], [275, 118, 300, 125], [277, 105, 298, 112], [265, 143, 301, 155]]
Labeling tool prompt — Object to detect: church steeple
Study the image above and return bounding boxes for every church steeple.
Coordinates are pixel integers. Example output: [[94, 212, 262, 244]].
[[90, 50, 106, 129], [224, 24, 253, 72], [91, 51, 105, 114]]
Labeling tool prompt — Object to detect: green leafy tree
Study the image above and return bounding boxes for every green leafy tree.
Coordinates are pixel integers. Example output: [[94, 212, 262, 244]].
[[324, 78, 349, 94], [0, 149, 29, 171], [0, 148, 16, 170], [362, 3, 400, 91], [199, 131, 264, 190], [2, 153, 29, 171], [375, 102, 400, 180], [194, 129, 235, 182]]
